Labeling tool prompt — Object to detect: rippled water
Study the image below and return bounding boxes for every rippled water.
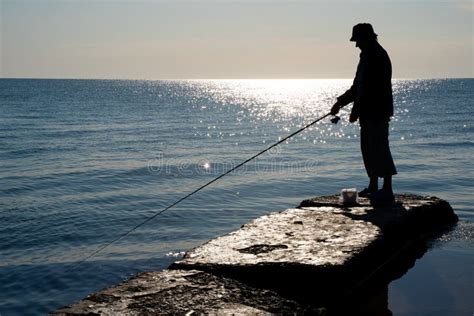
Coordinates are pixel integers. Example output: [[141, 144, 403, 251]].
[[1, 79, 472, 315]]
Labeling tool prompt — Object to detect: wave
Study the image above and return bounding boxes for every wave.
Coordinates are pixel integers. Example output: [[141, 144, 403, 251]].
[[412, 141, 474, 148]]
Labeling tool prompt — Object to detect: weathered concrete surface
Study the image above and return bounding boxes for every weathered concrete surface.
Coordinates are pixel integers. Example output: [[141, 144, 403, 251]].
[[171, 194, 457, 303], [174, 207, 379, 267], [52, 194, 457, 314], [52, 269, 322, 315]]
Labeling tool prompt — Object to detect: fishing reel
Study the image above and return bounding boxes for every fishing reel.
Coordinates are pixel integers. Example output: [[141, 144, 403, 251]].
[[330, 115, 341, 124]]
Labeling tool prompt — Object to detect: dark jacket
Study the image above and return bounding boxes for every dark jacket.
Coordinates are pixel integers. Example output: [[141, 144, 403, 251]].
[[338, 41, 393, 121]]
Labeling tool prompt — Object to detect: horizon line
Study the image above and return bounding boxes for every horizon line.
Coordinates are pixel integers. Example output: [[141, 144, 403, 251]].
[[1, 77, 473, 81]]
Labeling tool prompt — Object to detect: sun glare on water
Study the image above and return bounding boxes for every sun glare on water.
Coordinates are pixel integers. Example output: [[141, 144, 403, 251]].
[[186, 79, 352, 121], [182, 79, 360, 144]]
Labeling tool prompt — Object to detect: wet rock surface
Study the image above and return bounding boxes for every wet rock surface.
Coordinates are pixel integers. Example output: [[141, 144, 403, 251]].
[[53, 194, 457, 314]]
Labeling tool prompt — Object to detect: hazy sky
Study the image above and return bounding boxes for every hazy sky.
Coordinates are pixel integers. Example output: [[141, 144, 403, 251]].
[[1, 0, 472, 79]]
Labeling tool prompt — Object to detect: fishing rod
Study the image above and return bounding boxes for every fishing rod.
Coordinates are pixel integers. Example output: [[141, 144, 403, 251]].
[[73, 111, 334, 267]]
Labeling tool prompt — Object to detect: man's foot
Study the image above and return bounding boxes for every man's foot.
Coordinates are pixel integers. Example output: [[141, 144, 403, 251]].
[[370, 189, 395, 204], [359, 188, 376, 198]]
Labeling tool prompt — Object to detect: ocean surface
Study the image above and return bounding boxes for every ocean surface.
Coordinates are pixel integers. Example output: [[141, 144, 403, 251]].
[[0, 79, 472, 315]]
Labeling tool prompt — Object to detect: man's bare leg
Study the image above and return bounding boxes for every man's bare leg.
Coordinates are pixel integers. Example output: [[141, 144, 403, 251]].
[[368, 176, 378, 192], [382, 176, 393, 194]]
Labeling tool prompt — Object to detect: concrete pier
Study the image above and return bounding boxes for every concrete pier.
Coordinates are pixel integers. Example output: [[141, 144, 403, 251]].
[[53, 194, 457, 315]]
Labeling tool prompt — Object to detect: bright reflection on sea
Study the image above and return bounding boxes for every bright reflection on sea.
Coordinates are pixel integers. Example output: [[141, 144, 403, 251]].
[[177, 79, 379, 146], [191, 79, 350, 119]]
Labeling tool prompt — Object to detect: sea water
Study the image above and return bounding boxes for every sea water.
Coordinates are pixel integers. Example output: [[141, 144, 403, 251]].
[[0, 79, 472, 315]]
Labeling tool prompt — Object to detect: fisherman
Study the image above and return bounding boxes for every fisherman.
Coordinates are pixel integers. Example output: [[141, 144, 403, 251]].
[[331, 23, 397, 202]]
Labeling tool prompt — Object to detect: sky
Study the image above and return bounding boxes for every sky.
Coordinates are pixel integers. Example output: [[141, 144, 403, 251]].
[[1, 0, 472, 79]]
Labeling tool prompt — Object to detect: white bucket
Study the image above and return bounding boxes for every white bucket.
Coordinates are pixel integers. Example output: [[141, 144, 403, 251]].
[[340, 188, 358, 204]]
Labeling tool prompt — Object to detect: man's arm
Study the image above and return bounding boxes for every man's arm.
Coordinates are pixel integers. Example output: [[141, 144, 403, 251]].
[[330, 85, 356, 115]]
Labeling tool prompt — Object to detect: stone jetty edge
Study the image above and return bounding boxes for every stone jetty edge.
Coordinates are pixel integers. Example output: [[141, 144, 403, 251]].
[[52, 194, 458, 315]]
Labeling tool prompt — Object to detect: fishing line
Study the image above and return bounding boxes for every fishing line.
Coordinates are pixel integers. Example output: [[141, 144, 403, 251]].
[[73, 111, 333, 267]]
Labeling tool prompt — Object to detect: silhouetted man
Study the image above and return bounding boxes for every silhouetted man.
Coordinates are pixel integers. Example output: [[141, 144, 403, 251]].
[[331, 23, 397, 202]]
